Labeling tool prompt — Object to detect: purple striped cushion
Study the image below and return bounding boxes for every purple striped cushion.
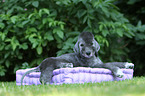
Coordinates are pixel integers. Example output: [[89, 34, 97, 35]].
[[16, 67, 133, 85]]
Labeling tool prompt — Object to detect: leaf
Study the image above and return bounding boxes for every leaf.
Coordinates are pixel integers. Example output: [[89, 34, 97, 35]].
[[109, 3, 119, 10], [4, 52, 10, 59], [10, 16, 18, 24], [101, 7, 109, 17], [43, 8, 50, 15], [77, 9, 87, 18], [42, 18, 48, 24], [0, 66, 6, 76], [36, 45, 42, 55], [5, 44, 11, 50], [44, 32, 54, 41], [105, 40, 109, 47], [137, 20, 142, 27], [0, 23, 5, 29], [102, 30, 109, 37], [28, 34, 37, 41], [20, 43, 28, 50], [18, 55, 23, 59], [22, 20, 29, 26], [122, 24, 129, 31], [32, 42, 38, 48], [5, 60, 10, 68], [42, 40, 47, 47], [124, 32, 132, 38], [87, 19, 91, 28], [127, 0, 139, 5], [12, 44, 17, 51], [28, 13, 34, 19], [56, 30, 64, 39], [60, 24, 64, 30], [136, 33, 145, 40], [1, 32, 6, 41], [22, 62, 29, 68], [39, 8, 49, 17], [127, 31, 135, 37], [11, 37, 20, 51], [116, 28, 123, 37], [99, 25, 103, 31], [0, 44, 4, 51], [29, 27, 37, 32], [28, 36, 38, 49], [83, 16, 88, 24], [56, 1, 61, 5], [82, 0, 87, 4], [32, 1, 39, 7]]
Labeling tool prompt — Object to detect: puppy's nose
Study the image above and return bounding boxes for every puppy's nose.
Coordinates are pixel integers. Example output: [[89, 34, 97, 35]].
[[86, 51, 91, 56]]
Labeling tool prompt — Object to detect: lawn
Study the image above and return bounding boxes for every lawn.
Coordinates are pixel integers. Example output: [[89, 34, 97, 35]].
[[0, 77, 145, 96]]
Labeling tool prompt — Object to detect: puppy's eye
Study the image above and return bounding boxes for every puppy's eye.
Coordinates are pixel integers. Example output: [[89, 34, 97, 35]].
[[80, 44, 84, 47]]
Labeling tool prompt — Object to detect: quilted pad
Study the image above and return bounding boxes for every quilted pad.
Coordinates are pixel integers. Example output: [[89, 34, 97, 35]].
[[16, 67, 133, 85]]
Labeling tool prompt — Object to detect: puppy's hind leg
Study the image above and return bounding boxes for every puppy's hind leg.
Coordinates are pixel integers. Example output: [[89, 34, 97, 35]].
[[40, 67, 54, 85], [105, 62, 134, 69]]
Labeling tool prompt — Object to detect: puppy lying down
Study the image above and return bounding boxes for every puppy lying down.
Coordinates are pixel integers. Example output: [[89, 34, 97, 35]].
[[21, 32, 134, 85]]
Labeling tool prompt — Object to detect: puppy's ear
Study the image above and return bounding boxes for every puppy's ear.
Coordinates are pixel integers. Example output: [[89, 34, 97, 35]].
[[94, 39, 100, 57], [73, 41, 79, 53]]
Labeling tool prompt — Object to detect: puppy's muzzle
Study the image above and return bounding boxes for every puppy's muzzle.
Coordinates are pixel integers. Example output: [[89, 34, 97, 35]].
[[86, 51, 91, 56], [82, 48, 94, 58]]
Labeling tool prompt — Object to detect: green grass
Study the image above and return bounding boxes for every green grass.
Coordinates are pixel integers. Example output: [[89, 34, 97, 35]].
[[0, 77, 145, 96]]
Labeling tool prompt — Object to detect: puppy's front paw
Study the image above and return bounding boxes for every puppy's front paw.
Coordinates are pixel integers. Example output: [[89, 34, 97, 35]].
[[125, 62, 134, 69], [66, 63, 73, 68], [114, 70, 124, 78], [61, 63, 73, 68]]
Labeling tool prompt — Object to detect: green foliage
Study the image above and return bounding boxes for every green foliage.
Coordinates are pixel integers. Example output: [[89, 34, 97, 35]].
[[0, 0, 145, 79], [116, 0, 145, 76]]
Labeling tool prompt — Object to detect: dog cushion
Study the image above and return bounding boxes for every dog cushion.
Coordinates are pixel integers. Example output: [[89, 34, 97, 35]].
[[16, 67, 133, 85]]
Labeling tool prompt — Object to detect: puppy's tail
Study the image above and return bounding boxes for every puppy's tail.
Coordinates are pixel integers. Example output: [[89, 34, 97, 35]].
[[21, 67, 39, 86]]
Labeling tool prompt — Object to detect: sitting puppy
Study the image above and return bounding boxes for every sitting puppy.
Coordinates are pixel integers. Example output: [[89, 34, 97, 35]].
[[21, 32, 134, 85]]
